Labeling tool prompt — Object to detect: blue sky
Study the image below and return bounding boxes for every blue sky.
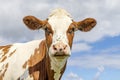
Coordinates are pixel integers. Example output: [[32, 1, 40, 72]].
[[0, 0, 120, 80], [63, 36, 120, 80]]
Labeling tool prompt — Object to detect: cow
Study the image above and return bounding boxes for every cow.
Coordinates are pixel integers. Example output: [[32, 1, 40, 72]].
[[0, 8, 96, 80]]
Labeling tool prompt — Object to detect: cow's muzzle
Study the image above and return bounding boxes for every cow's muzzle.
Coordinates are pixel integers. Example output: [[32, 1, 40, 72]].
[[52, 42, 70, 57]]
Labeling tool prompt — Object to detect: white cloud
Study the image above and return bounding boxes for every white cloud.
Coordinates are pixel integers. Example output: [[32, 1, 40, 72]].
[[93, 65, 104, 80], [97, 65, 104, 72], [100, 45, 120, 54], [94, 71, 101, 80], [68, 45, 120, 69], [72, 43, 92, 52], [65, 72, 83, 80], [68, 54, 120, 69], [105, 0, 119, 10]]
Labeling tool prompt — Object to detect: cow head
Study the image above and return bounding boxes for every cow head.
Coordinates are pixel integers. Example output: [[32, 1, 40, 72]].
[[23, 9, 96, 61]]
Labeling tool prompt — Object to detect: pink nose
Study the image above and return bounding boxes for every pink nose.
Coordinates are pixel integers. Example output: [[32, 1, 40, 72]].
[[53, 42, 67, 52]]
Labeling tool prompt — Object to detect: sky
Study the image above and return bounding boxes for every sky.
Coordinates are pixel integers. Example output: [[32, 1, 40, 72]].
[[0, 0, 120, 80]]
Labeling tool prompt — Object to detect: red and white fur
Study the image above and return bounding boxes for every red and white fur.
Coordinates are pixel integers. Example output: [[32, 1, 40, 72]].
[[0, 8, 96, 80]]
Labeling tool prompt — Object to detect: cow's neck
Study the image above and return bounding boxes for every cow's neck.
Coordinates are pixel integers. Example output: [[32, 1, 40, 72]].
[[46, 54, 67, 80], [27, 40, 67, 80]]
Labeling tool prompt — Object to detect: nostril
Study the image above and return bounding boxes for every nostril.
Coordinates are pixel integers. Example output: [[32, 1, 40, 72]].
[[53, 45, 57, 50], [64, 45, 67, 50], [59, 48, 63, 52]]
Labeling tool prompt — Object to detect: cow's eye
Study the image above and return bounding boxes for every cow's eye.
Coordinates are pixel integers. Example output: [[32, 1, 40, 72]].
[[45, 27, 52, 35], [68, 28, 75, 34]]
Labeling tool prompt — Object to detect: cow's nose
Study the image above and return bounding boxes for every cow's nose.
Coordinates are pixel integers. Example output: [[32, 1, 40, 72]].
[[53, 43, 67, 52]]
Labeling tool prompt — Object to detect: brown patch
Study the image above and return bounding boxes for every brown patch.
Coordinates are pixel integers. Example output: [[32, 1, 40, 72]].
[[66, 23, 76, 48], [2, 63, 8, 76], [8, 50, 16, 57], [45, 55, 54, 80], [29, 57, 48, 80], [23, 16, 47, 30], [0, 45, 12, 57], [77, 18, 96, 32], [0, 56, 7, 62], [32, 71, 39, 80], [22, 61, 27, 69], [0, 75, 3, 80], [27, 40, 47, 67], [0, 63, 9, 80], [45, 23, 53, 48], [27, 40, 51, 80], [5, 63, 8, 68], [28, 54, 55, 80], [21, 40, 49, 80]]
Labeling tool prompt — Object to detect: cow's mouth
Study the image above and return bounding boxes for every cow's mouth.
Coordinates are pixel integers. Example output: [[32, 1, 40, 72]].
[[53, 52, 70, 59]]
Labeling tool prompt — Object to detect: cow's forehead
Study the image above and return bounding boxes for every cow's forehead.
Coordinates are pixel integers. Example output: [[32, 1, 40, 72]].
[[48, 8, 73, 33], [48, 16, 72, 33]]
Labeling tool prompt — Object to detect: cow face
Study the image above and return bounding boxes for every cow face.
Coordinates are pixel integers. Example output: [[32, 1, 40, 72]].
[[23, 9, 96, 60]]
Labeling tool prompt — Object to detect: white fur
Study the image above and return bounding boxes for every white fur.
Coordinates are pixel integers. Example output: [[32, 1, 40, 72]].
[[0, 40, 42, 80], [50, 56, 68, 80], [48, 8, 72, 80]]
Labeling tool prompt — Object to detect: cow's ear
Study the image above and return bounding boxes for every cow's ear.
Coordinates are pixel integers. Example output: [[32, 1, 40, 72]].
[[76, 18, 96, 32], [23, 16, 46, 30]]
